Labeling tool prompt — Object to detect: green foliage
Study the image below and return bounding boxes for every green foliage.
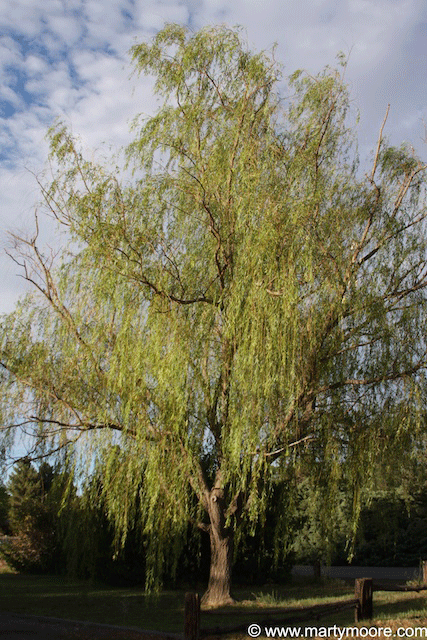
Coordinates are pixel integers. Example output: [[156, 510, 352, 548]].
[[0, 483, 10, 534], [2, 461, 69, 573], [291, 478, 351, 566], [349, 485, 427, 567], [61, 479, 147, 585], [1, 24, 427, 595]]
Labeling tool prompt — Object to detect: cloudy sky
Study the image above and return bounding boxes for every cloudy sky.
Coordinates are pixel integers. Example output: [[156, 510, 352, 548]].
[[1, 0, 427, 314]]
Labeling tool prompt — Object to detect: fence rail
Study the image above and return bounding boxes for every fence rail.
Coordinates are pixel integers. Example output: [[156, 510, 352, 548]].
[[199, 597, 359, 638]]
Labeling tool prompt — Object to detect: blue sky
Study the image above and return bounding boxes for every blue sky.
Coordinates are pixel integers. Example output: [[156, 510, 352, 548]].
[[1, 0, 427, 313]]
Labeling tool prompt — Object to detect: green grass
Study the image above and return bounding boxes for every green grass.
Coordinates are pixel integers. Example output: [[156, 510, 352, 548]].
[[370, 589, 427, 624], [1, 572, 427, 635], [0, 573, 186, 632], [248, 578, 353, 607]]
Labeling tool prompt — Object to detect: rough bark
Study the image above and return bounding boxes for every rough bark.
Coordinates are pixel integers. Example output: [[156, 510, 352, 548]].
[[201, 488, 235, 607]]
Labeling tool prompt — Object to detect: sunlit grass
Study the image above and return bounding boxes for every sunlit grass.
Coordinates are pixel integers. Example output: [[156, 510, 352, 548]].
[[247, 579, 352, 608]]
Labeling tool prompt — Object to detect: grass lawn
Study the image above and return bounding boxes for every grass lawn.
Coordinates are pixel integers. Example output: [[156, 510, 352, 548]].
[[0, 572, 187, 632], [1, 567, 427, 636]]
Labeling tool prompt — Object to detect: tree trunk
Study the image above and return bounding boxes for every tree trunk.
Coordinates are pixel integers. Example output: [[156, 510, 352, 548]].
[[201, 488, 235, 607]]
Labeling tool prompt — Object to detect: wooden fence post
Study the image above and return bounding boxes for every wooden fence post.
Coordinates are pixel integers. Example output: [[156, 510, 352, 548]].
[[184, 592, 200, 640], [355, 578, 373, 622]]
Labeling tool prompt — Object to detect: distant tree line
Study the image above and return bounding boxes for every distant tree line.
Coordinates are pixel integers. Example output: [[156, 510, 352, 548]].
[[2, 459, 427, 586]]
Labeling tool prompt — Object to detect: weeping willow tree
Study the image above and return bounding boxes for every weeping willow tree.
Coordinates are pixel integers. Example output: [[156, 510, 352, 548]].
[[2, 24, 427, 605]]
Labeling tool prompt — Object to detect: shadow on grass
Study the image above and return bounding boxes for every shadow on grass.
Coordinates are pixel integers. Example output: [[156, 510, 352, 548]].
[[0, 573, 186, 632], [373, 591, 427, 620], [1, 574, 426, 635]]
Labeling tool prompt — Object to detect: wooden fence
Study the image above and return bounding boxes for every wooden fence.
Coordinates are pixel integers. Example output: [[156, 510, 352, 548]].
[[184, 570, 427, 640]]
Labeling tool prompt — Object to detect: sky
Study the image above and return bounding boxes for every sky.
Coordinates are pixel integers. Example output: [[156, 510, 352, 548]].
[[1, 0, 427, 314]]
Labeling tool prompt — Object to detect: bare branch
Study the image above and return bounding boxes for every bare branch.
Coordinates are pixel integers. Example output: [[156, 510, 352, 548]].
[[371, 104, 390, 182]]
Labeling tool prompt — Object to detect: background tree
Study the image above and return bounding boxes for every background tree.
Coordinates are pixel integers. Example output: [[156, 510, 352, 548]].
[[62, 476, 147, 585], [2, 460, 68, 572], [0, 483, 10, 535], [8, 460, 43, 535], [1, 24, 427, 605], [350, 431, 427, 567], [290, 478, 350, 569]]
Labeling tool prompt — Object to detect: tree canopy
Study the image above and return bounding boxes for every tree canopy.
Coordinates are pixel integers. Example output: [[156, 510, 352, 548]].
[[1, 24, 427, 605]]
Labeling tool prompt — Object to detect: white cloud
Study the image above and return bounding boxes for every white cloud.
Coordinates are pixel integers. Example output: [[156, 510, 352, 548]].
[[0, 36, 22, 65], [25, 54, 50, 74], [46, 14, 83, 47], [1, 86, 24, 111], [135, 3, 190, 30]]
